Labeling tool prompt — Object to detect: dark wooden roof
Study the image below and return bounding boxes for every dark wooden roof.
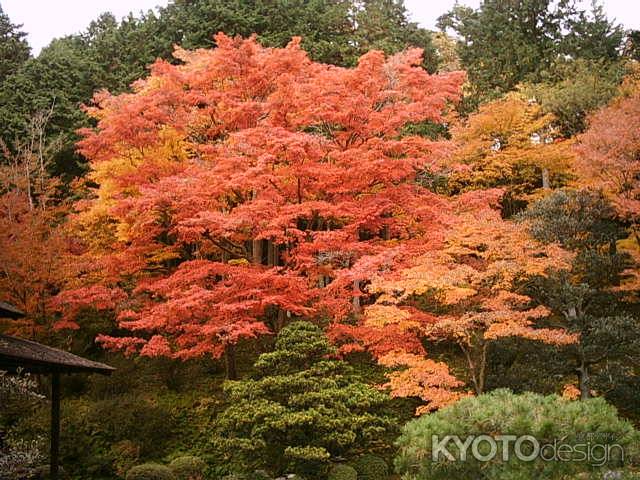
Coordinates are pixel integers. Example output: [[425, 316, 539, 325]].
[[0, 334, 115, 375], [0, 301, 26, 319]]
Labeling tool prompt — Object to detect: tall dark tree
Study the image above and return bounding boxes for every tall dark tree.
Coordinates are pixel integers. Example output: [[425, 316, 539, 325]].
[[81, 12, 176, 94], [523, 58, 627, 136], [0, 37, 102, 176], [438, 0, 623, 98], [0, 4, 30, 85], [158, 0, 436, 68], [352, 0, 438, 70]]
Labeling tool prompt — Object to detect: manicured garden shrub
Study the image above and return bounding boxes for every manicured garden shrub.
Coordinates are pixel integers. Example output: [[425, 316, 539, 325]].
[[126, 463, 176, 480], [216, 322, 391, 475], [328, 463, 358, 480], [395, 389, 640, 480], [353, 455, 388, 480], [168, 456, 206, 480]]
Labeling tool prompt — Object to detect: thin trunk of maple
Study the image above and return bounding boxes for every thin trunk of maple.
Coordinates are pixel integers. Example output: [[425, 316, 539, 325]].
[[25, 159, 33, 210], [352, 280, 361, 315], [225, 343, 237, 380], [252, 239, 263, 265], [541, 168, 550, 189], [267, 240, 277, 267], [275, 308, 287, 333], [251, 189, 262, 265], [478, 343, 487, 394], [461, 342, 487, 395]]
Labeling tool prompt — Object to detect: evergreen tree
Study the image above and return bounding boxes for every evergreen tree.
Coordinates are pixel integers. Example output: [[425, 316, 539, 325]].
[[521, 190, 640, 399], [0, 36, 102, 176], [438, 0, 623, 98], [352, 0, 437, 70], [0, 4, 30, 85], [215, 322, 392, 477]]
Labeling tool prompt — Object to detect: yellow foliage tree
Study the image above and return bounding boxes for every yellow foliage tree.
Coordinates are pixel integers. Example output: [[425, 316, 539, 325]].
[[447, 93, 575, 214]]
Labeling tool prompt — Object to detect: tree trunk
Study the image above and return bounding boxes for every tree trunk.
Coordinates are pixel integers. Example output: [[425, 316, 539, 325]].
[[478, 343, 487, 395], [252, 239, 263, 265], [225, 343, 238, 380], [577, 363, 590, 400], [541, 168, 550, 189], [352, 280, 361, 315], [267, 240, 276, 266], [461, 343, 484, 396], [275, 308, 287, 333]]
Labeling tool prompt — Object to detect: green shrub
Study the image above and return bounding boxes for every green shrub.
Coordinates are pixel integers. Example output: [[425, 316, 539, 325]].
[[328, 464, 358, 480], [126, 463, 176, 480], [215, 322, 391, 475], [90, 396, 175, 457], [31, 465, 68, 479], [168, 456, 206, 480], [353, 455, 388, 480], [252, 470, 272, 480], [395, 389, 640, 480], [112, 440, 141, 477]]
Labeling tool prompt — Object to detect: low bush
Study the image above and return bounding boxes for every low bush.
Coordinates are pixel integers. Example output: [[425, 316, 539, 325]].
[[126, 463, 176, 480], [353, 455, 388, 480], [328, 463, 358, 480], [395, 389, 640, 480], [168, 456, 206, 480]]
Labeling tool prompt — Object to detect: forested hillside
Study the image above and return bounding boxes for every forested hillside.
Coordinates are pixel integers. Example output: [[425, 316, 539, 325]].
[[1, 1, 640, 479]]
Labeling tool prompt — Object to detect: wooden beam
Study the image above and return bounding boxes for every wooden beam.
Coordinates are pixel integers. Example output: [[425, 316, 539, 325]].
[[50, 372, 60, 480]]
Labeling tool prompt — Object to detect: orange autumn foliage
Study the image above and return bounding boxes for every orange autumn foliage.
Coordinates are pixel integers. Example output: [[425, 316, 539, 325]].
[[57, 34, 468, 366], [333, 194, 576, 413], [577, 85, 640, 238]]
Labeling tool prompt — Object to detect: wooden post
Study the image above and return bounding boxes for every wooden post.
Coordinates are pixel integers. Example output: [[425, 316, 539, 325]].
[[50, 372, 60, 479]]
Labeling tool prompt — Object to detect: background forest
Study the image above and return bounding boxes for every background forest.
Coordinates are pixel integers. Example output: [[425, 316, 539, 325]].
[[1, 1, 640, 479]]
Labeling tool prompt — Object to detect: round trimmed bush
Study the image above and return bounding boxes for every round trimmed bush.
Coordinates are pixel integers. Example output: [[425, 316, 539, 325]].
[[126, 463, 176, 480], [168, 456, 206, 480], [395, 389, 640, 480], [328, 463, 358, 480], [353, 455, 388, 480]]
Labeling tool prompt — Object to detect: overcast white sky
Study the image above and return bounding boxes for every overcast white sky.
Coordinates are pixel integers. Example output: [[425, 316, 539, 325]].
[[3, 0, 640, 56]]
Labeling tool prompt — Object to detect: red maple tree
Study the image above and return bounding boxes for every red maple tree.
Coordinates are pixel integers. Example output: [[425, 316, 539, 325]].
[[58, 34, 465, 377]]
